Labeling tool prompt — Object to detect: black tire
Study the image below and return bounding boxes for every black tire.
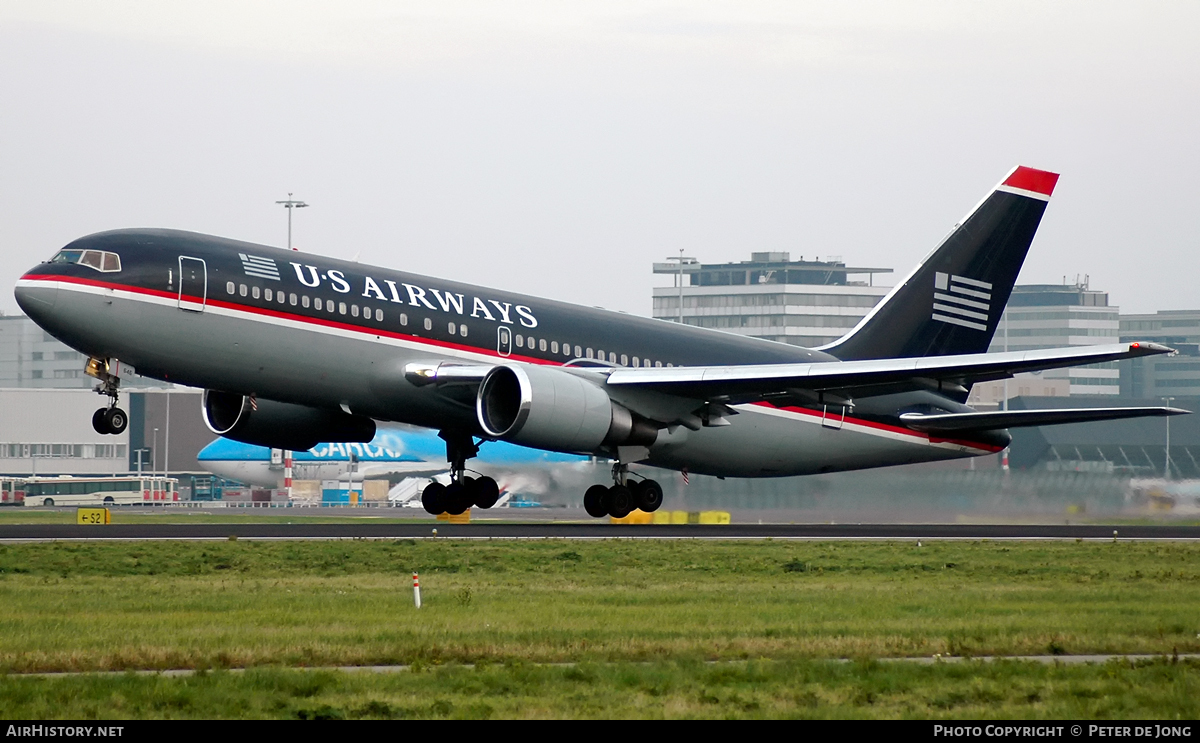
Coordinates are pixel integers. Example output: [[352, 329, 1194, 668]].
[[43, 498, 54, 507], [444, 481, 472, 515], [607, 485, 633, 519], [583, 484, 609, 518], [473, 476, 500, 509], [632, 479, 664, 512], [105, 407, 128, 435], [421, 481, 447, 515], [103, 496, 114, 505], [92, 408, 111, 435]]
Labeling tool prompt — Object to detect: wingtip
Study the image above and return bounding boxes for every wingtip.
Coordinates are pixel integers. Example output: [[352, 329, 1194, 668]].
[[1002, 166, 1060, 197]]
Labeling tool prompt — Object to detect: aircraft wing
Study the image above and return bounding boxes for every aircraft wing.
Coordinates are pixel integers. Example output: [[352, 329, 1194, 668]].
[[602, 342, 1174, 402], [899, 406, 1189, 433]]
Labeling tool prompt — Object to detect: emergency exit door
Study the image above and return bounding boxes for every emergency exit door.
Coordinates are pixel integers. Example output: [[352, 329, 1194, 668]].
[[178, 257, 207, 312]]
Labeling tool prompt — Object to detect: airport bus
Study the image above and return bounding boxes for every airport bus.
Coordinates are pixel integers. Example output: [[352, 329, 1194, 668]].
[[1, 478, 24, 506], [22, 476, 178, 507]]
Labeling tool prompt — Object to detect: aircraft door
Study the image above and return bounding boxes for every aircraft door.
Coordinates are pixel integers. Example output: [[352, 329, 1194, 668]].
[[178, 257, 207, 312], [497, 326, 512, 357]]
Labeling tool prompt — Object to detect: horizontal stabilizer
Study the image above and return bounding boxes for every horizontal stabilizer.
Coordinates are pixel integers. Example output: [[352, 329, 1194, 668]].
[[899, 406, 1190, 433]]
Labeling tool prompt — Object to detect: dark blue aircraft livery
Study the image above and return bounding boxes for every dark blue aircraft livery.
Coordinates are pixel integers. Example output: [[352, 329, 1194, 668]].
[[15, 166, 1187, 518]]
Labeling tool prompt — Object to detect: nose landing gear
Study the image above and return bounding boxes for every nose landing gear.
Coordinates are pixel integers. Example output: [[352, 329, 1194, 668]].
[[583, 463, 663, 519], [87, 357, 127, 435]]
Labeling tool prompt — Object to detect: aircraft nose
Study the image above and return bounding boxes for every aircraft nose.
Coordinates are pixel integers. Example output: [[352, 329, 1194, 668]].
[[14, 272, 58, 319]]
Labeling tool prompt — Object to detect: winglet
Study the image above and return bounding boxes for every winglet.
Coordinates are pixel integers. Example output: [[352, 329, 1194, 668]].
[[999, 166, 1059, 200]]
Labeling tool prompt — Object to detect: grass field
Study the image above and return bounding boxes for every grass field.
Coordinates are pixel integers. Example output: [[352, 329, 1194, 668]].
[[0, 538, 1197, 718]]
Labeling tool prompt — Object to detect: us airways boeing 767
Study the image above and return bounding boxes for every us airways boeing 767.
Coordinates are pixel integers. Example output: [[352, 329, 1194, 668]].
[[13, 166, 1187, 518]]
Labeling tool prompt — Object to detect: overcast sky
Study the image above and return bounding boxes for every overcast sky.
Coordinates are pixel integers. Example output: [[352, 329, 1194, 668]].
[[1, 1, 1196, 317]]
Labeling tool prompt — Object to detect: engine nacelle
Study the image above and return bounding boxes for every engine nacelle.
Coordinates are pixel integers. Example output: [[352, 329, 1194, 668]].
[[476, 364, 657, 453], [202, 390, 376, 451]]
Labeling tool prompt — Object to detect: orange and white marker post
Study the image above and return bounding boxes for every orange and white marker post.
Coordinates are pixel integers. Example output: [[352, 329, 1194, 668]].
[[283, 450, 293, 500], [413, 572, 422, 609]]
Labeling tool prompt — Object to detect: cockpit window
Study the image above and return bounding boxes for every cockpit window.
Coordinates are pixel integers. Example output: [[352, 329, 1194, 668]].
[[49, 249, 121, 273]]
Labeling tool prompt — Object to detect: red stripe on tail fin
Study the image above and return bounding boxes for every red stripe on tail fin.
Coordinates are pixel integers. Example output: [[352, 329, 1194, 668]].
[[1003, 166, 1059, 197]]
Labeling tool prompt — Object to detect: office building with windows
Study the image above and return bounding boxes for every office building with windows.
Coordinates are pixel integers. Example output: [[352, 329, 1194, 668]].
[[1119, 309, 1200, 399], [651, 252, 892, 348]]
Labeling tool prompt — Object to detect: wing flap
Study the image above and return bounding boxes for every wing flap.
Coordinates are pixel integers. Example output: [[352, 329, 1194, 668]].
[[899, 406, 1190, 433]]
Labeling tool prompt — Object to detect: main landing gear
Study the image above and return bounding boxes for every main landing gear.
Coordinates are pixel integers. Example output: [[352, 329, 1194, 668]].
[[421, 431, 501, 516], [88, 358, 127, 435], [583, 462, 663, 519]]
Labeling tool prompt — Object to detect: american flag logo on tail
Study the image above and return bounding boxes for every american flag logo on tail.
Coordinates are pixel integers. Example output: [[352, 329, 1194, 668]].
[[681, 467, 689, 485], [239, 253, 281, 281], [932, 272, 991, 332]]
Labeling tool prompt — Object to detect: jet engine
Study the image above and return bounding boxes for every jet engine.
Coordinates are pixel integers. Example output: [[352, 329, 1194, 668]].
[[476, 364, 657, 453], [202, 390, 376, 451]]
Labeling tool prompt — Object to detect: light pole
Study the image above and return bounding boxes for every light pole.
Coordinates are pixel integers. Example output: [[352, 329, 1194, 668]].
[[1163, 396, 1174, 479], [664, 249, 696, 324], [276, 193, 308, 250]]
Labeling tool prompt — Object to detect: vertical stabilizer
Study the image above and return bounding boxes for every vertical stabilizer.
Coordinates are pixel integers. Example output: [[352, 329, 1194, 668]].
[[820, 166, 1059, 361]]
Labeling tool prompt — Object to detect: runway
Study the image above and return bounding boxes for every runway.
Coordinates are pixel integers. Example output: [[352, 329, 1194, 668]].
[[1, 522, 1198, 541]]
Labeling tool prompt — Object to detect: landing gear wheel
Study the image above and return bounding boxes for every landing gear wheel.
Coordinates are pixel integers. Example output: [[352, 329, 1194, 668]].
[[607, 485, 634, 519], [421, 481, 447, 515], [473, 476, 500, 509], [632, 479, 664, 512], [92, 408, 111, 435], [583, 484, 609, 518], [104, 407, 128, 435], [444, 480, 473, 516]]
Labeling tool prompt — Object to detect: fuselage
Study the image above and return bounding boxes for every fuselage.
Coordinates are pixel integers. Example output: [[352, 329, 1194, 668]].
[[14, 228, 1008, 478]]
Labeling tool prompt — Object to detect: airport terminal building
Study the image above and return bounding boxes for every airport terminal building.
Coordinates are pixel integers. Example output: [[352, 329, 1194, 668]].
[[650, 252, 892, 348]]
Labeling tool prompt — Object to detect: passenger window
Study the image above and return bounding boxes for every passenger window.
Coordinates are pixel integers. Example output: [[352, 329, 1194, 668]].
[[265, 288, 273, 302], [424, 318, 432, 331], [351, 304, 358, 317], [621, 354, 628, 366], [302, 295, 310, 308], [376, 309, 384, 322], [516, 335, 524, 348], [551, 341, 559, 353], [239, 284, 248, 297], [667, 363, 673, 367], [226, 282, 235, 295], [327, 301, 335, 313], [574, 345, 582, 357], [586, 348, 594, 359], [459, 324, 467, 337], [252, 286, 260, 299], [539, 339, 547, 352], [655, 361, 662, 367], [279, 292, 286, 304], [643, 359, 651, 368], [632, 356, 639, 367], [449, 322, 457, 335], [609, 352, 617, 363], [314, 297, 322, 310], [400, 313, 408, 326], [597, 349, 603, 360], [289, 293, 298, 305], [338, 302, 346, 314]]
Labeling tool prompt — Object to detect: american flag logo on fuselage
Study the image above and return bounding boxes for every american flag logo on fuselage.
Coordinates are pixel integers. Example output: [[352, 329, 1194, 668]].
[[932, 272, 991, 331], [239, 253, 281, 281]]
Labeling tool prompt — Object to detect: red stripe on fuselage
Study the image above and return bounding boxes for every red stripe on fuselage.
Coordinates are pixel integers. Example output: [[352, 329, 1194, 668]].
[[33, 272, 1003, 453]]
